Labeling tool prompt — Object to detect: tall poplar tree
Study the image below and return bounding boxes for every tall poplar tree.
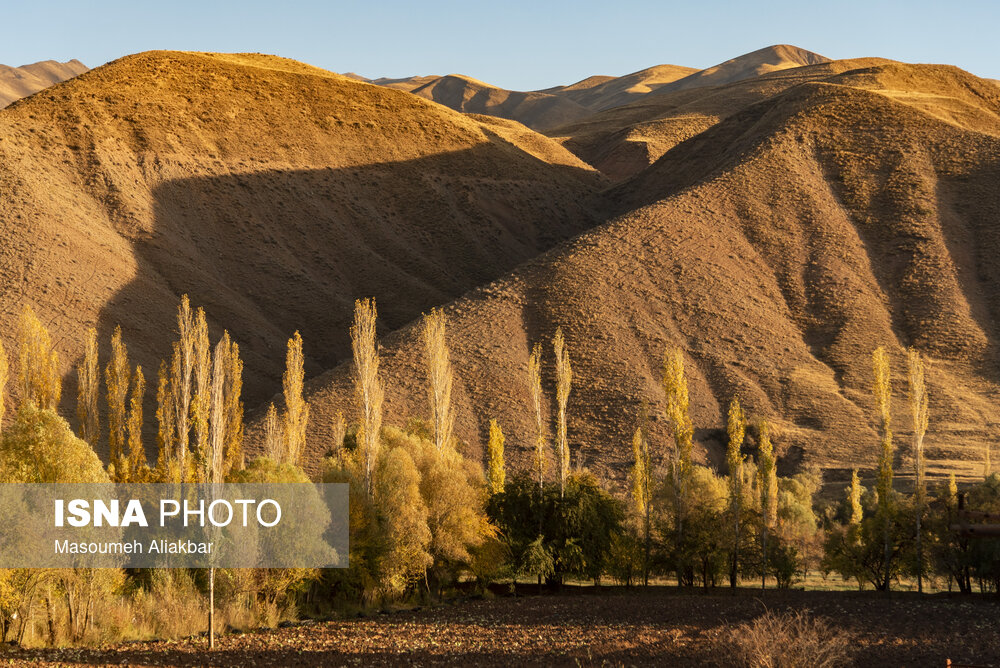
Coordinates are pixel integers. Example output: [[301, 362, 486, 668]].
[[352, 298, 384, 496], [907, 348, 929, 592], [105, 326, 131, 480], [486, 418, 506, 495], [553, 328, 572, 496], [423, 309, 455, 454], [873, 346, 894, 591], [283, 331, 308, 466], [726, 398, 746, 589], [76, 327, 100, 446]]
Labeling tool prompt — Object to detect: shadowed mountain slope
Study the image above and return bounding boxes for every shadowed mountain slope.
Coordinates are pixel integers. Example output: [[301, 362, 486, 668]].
[[0, 51, 606, 433], [287, 62, 1000, 492]]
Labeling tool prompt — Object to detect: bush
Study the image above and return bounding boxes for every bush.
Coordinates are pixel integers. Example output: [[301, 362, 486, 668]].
[[729, 610, 855, 668]]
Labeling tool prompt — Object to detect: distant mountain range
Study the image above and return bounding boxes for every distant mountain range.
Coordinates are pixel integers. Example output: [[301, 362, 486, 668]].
[[0, 59, 88, 107]]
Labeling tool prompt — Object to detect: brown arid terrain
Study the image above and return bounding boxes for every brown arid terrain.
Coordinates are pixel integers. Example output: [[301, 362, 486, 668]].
[[406, 74, 594, 131], [291, 58, 1000, 495], [0, 59, 88, 107], [0, 50, 605, 434], [3, 45, 1000, 495], [6, 588, 1000, 666], [539, 64, 699, 112]]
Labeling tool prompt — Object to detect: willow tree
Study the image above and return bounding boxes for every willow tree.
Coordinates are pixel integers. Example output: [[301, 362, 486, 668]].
[[283, 331, 308, 467], [126, 366, 146, 479], [726, 398, 746, 589], [553, 328, 572, 496], [663, 346, 694, 578], [630, 404, 652, 586], [757, 418, 777, 589], [486, 418, 505, 495], [76, 327, 99, 446], [18, 305, 61, 409], [907, 348, 929, 593], [423, 309, 454, 454], [527, 343, 546, 491], [352, 298, 384, 496], [873, 346, 894, 591], [105, 326, 131, 480]]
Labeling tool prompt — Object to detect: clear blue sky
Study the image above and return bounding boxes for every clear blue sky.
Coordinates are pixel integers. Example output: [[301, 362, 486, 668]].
[[4, 1, 998, 90]]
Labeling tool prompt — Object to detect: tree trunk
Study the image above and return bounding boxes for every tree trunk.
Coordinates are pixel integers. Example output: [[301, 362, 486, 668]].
[[643, 506, 651, 587], [916, 510, 923, 594], [209, 567, 216, 649], [761, 529, 767, 590]]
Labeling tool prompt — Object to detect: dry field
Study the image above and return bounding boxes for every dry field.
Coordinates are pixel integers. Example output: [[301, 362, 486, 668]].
[[4, 588, 999, 666]]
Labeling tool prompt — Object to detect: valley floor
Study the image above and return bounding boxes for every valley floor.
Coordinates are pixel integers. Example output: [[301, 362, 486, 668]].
[[5, 587, 1000, 666]]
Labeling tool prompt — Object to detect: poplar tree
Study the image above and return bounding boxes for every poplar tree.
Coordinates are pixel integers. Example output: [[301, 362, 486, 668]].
[[527, 342, 546, 491], [155, 360, 175, 473], [872, 346, 894, 591], [224, 339, 245, 473], [18, 305, 61, 409], [172, 296, 196, 472], [263, 403, 282, 462], [205, 342, 226, 652], [423, 309, 454, 454], [847, 469, 863, 526], [663, 346, 694, 579], [907, 348, 929, 593], [757, 418, 777, 589], [105, 326, 131, 480], [352, 298, 384, 496], [630, 404, 652, 586], [283, 331, 308, 466], [209, 338, 227, 481], [553, 328, 572, 495], [126, 366, 146, 479], [76, 327, 99, 446], [192, 308, 210, 477], [726, 398, 746, 589], [486, 418, 505, 495]]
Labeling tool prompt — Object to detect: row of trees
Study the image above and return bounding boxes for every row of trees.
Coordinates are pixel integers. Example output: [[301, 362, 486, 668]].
[[2, 297, 1000, 645]]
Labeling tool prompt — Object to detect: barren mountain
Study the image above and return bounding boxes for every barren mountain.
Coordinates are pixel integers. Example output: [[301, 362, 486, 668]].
[[0, 59, 87, 107], [290, 61, 1000, 491], [371, 75, 440, 91], [0, 51, 605, 436], [549, 56, 894, 181], [541, 64, 699, 111], [407, 74, 593, 131], [659, 44, 829, 93]]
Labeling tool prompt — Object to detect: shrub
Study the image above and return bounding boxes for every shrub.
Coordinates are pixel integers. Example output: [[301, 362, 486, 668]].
[[729, 610, 854, 668]]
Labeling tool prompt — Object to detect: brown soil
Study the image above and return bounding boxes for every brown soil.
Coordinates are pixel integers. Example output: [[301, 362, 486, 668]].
[[6, 589, 999, 666]]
